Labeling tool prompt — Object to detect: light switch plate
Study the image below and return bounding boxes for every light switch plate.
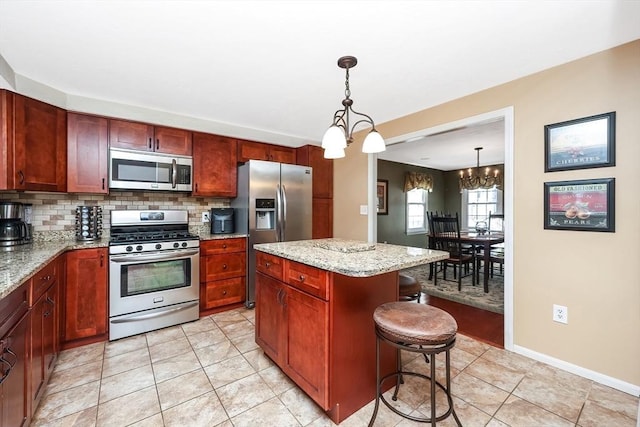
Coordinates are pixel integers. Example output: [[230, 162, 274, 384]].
[[359, 205, 368, 215], [202, 212, 210, 223]]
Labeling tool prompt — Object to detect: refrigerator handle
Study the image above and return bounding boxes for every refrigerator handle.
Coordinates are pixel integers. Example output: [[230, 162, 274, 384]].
[[276, 183, 283, 241], [281, 184, 287, 241]]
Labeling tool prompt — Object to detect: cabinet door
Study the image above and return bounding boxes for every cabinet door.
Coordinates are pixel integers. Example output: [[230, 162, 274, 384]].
[[192, 133, 237, 197], [1, 312, 29, 427], [237, 139, 270, 162], [63, 248, 108, 343], [13, 94, 67, 192], [269, 145, 296, 164], [255, 272, 286, 363], [0, 90, 14, 190], [296, 145, 333, 198], [153, 126, 192, 156], [109, 119, 154, 151], [67, 113, 108, 193], [313, 198, 333, 239]]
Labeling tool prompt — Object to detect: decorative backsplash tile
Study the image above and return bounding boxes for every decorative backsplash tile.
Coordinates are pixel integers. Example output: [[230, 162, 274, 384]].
[[1, 191, 230, 240]]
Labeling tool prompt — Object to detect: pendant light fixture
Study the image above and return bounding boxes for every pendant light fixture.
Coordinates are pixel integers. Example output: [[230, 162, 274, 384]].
[[322, 56, 385, 159], [459, 147, 502, 192]]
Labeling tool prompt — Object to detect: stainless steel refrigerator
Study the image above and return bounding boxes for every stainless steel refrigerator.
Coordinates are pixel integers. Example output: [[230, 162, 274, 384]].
[[231, 160, 313, 308]]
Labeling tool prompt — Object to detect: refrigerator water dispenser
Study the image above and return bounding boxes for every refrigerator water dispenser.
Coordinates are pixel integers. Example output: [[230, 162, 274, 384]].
[[255, 198, 275, 230]]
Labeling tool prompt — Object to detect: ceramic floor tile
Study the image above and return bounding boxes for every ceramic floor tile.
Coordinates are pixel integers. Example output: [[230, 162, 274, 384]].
[[215, 372, 276, 418], [156, 368, 213, 411], [259, 365, 296, 395], [104, 334, 147, 358], [145, 324, 187, 347], [45, 360, 102, 395], [96, 386, 160, 427], [99, 364, 156, 403], [448, 346, 481, 371], [243, 347, 275, 372], [32, 381, 100, 423], [230, 396, 300, 427], [240, 308, 256, 323], [204, 353, 256, 388], [101, 346, 151, 378], [453, 333, 491, 356], [493, 394, 574, 426], [585, 382, 639, 420], [426, 396, 491, 427], [128, 413, 165, 427], [194, 338, 240, 367], [151, 349, 201, 383], [229, 330, 260, 353], [219, 318, 254, 339], [210, 309, 248, 326], [148, 336, 192, 363], [186, 326, 228, 349], [181, 316, 218, 336], [480, 345, 538, 372], [55, 342, 105, 372], [278, 386, 326, 425], [162, 390, 229, 427], [30, 405, 98, 427], [577, 399, 637, 427], [464, 356, 525, 392], [450, 371, 510, 416]]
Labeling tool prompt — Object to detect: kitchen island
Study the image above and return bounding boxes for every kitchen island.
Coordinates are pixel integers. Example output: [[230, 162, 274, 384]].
[[253, 238, 448, 424]]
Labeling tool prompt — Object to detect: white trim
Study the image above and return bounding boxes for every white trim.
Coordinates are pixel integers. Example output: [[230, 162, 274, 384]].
[[368, 154, 377, 243], [513, 344, 640, 397]]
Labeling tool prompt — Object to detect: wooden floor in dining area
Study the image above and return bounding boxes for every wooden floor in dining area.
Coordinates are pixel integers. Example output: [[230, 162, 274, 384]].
[[423, 294, 504, 348]]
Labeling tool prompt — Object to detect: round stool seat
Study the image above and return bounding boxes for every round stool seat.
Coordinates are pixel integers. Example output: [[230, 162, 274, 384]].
[[398, 273, 421, 299], [373, 302, 457, 346]]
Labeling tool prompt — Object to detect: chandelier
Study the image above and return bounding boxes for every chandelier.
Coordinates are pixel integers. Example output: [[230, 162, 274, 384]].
[[321, 56, 386, 159], [459, 147, 502, 192]]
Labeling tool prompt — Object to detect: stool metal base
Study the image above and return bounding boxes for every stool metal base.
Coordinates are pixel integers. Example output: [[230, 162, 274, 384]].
[[368, 329, 462, 426]]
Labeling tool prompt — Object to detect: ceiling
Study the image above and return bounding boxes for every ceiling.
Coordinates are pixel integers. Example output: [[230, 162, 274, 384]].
[[1, 1, 639, 170]]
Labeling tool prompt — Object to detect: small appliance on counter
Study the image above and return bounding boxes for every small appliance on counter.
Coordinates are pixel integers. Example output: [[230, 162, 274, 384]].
[[75, 205, 103, 241], [210, 208, 235, 234], [0, 200, 32, 250]]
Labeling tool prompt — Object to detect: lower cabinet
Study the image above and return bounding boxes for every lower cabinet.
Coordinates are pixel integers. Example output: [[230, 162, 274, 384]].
[[63, 248, 108, 346], [199, 239, 246, 312], [255, 270, 328, 408]]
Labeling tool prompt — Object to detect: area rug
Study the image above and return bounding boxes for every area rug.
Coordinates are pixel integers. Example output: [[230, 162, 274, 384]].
[[400, 264, 504, 314]]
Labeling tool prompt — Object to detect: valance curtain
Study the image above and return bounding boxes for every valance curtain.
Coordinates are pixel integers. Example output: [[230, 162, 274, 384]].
[[404, 172, 433, 192]]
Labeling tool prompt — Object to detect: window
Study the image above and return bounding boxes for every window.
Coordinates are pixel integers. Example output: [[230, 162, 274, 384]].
[[406, 188, 428, 234], [461, 188, 502, 230]]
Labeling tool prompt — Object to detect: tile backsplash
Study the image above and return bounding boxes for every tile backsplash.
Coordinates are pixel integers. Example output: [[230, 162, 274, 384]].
[[1, 191, 230, 240]]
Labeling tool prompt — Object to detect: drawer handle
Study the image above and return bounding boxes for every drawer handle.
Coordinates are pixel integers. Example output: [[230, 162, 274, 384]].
[[222, 290, 227, 295], [41, 275, 52, 281], [222, 264, 228, 270], [265, 262, 271, 268], [299, 274, 305, 282], [222, 244, 227, 249]]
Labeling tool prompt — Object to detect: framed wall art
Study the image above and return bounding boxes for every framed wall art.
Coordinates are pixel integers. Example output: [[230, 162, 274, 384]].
[[376, 180, 388, 215], [544, 178, 615, 232], [544, 111, 615, 172]]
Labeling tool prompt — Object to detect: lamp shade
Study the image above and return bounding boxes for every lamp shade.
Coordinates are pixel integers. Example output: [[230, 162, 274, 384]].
[[361, 130, 386, 153], [323, 146, 345, 159], [321, 125, 347, 149]]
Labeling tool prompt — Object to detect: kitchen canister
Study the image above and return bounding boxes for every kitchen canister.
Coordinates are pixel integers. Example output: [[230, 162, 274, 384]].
[[75, 206, 103, 241]]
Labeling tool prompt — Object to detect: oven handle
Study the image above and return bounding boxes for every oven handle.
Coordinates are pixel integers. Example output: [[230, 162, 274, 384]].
[[110, 249, 200, 263], [110, 301, 199, 323]]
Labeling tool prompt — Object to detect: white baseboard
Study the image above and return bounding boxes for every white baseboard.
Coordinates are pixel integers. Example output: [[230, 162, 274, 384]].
[[513, 345, 640, 397]]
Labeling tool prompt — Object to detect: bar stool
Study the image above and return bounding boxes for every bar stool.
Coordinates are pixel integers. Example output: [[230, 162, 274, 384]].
[[368, 302, 461, 427], [398, 273, 421, 302]]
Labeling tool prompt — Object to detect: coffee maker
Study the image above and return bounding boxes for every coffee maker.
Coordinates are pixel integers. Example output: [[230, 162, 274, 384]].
[[0, 201, 32, 249]]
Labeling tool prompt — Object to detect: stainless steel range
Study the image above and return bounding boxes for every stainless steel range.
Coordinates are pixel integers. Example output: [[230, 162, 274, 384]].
[[108, 210, 200, 340]]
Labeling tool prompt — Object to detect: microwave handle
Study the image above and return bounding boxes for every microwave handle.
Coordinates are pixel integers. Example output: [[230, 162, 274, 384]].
[[171, 159, 177, 189]]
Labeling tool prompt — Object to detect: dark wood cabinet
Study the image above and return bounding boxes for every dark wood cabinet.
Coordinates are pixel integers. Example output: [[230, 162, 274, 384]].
[[63, 248, 108, 346], [1, 92, 67, 192], [199, 239, 246, 313], [312, 198, 333, 239], [297, 145, 334, 238], [67, 113, 108, 193], [192, 133, 237, 197], [109, 119, 192, 156], [237, 139, 296, 164], [0, 281, 30, 427]]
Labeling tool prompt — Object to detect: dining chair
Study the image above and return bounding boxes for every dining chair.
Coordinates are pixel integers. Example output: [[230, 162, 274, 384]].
[[430, 213, 476, 291], [487, 211, 505, 276]]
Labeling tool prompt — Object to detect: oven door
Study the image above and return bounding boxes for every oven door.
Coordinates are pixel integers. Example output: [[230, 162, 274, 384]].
[[109, 248, 199, 317]]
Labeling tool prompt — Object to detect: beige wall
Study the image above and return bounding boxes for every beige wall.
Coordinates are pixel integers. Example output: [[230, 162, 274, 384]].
[[334, 40, 640, 389]]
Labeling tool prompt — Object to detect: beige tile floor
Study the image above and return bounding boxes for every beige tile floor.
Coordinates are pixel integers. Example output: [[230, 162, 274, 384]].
[[33, 307, 638, 426]]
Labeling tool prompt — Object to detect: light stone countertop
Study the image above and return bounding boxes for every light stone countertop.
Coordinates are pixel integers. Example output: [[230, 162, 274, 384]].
[[0, 233, 248, 300], [254, 238, 448, 277]]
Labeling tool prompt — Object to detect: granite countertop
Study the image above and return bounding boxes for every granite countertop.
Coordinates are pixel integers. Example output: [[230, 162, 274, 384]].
[[254, 238, 448, 277], [0, 232, 248, 300]]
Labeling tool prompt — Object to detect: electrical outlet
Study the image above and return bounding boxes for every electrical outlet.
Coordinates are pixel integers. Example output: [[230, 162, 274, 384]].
[[553, 304, 568, 324], [201, 212, 210, 223]]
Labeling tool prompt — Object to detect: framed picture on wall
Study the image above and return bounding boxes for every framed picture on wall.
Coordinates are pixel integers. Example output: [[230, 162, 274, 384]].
[[544, 178, 615, 232], [376, 180, 388, 215], [544, 111, 616, 172]]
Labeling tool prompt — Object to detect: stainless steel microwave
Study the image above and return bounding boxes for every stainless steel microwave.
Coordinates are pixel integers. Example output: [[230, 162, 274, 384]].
[[109, 148, 193, 192]]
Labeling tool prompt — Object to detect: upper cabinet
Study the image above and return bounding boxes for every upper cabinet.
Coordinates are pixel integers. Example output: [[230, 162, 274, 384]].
[[296, 145, 333, 199], [67, 113, 109, 193], [0, 91, 67, 192], [237, 139, 296, 164], [109, 119, 192, 156], [192, 132, 237, 197]]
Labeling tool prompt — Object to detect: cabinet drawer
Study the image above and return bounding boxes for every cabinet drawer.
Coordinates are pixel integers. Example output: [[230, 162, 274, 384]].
[[202, 252, 246, 281], [200, 238, 246, 255], [0, 281, 29, 338], [31, 261, 57, 304], [200, 277, 246, 309], [285, 261, 329, 300], [256, 251, 284, 281]]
